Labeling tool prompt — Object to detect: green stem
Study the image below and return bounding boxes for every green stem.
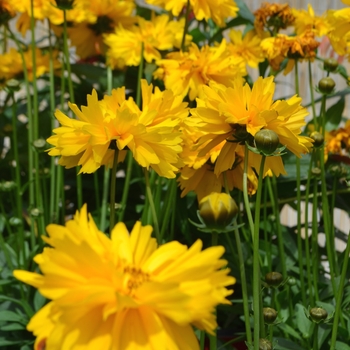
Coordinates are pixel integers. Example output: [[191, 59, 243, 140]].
[[229, 224, 252, 345], [109, 149, 119, 233], [308, 60, 318, 131], [136, 42, 144, 107], [330, 229, 350, 349], [303, 152, 315, 306], [48, 21, 58, 223], [62, 9, 83, 209], [243, 145, 255, 240], [311, 178, 320, 302], [210, 232, 218, 350], [253, 154, 266, 350], [313, 324, 318, 350], [144, 169, 160, 243], [100, 167, 110, 231], [181, 0, 191, 51], [200, 331, 206, 350], [117, 152, 133, 222], [159, 179, 176, 242]]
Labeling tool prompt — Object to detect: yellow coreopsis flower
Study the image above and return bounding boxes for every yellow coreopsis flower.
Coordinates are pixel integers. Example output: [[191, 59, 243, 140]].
[[14, 205, 235, 350], [154, 40, 246, 101], [292, 4, 331, 37], [63, 0, 136, 59], [104, 14, 190, 68], [0, 47, 60, 84], [189, 76, 313, 176], [227, 29, 265, 68], [145, 0, 238, 27], [47, 80, 186, 178], [326, 3, 350, 59]]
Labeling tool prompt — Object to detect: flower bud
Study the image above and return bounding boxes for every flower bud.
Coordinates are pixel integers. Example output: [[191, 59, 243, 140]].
[[199, 192, 238, 230], [254, 129, 280, 155], [263, 307, 278, 324], [309, 307, 328, 323], [265, 271, 283, 287], [310, 131, 324, 148], [259, 338, 272, 350], [56, 0, 74, 10], [318, 77, 335, 94], [311, 167, 321, 177], [0, 181, 16, 192], [33, 138, 47, 151], [324, 58, 338, 72]]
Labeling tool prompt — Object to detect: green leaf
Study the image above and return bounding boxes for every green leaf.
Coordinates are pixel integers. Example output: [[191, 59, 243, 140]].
[[295, 303, 312, 339], [277, 322, 302, 340], [34, 291, 46, 311], [0, 322, 26, 331], [325, 96, 345, 131], [235, 0, 255, 23], [274, 337, 305, 350], [0, 310, 26, 324], [335, 341, 350, 350]]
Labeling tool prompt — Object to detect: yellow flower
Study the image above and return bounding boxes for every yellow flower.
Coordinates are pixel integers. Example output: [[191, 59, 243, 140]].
[[63, 0, 136, 59], [326, 5, 350, 59], [292, 4, 331, 36], [154, 40, 246, 101], [104, 14, 190, 68], [144, 0, 238, 27], [47, 80, 185, 178], [254, 2, 295, 36], [14, 205, 235, 350], [325, 120, 350, 155], [189, 76, 312, 176], [0, 47, 60, 84], [13, 0, 89, 35], [260, 31, 320, 74], [227, 29, 265, 68]]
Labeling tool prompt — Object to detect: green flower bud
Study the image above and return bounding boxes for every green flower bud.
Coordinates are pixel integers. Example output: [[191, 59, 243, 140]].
[[310, 131, 324, 148], [199, 192, 238, 230], [30, 208, 42, 218], [311, 167, 321, 177], [0, 181, 16, 192], [9, 217, 22, 227], [309, 307, 328, 323], [318, 77, 335, 94], [254, 129, 280, 155], [287, 276, 296, 286], [259, 338, 272, 350], [33, 138, 47, 151], [324, 58, 338, 72], [263, 307, 278, 325], [56, 0, 74, 10], [265, 271, 283, 287]]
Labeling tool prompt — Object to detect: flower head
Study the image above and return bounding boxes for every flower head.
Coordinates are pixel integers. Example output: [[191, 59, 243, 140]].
[[145, 0, 238, 27], [188, 76, 313, 176], [47, 80, 186, 178], [154, 40, 246, 101], [104, 14, 190, 68], [14, 205, 235, 350], [254, 2, 295, 36]]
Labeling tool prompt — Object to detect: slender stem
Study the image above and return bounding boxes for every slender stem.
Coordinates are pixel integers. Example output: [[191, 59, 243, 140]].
[[62, 9, 83, 209], [313, 324, 319, 350], [228, 224, 252, 345], [311, 178, 320, 302], [200, 331, 205, 350], [100, 167, 110, 231], [210, 232, 218, 350], [330, 230, 350, 350], [136, 42, 144, 107], [109, 149, 119, 233], [48, 21, 58, 223], [181, 0, 191, 51], [159, 179, 176, 242], [253, 155, 266, 350], [243, 146, 255, 239], [144, 169, 160, 243], [118, 152, 133, 222], [100, 66, 113, 229], [308, 60, 318, 131], [303, 152, 315, 306]]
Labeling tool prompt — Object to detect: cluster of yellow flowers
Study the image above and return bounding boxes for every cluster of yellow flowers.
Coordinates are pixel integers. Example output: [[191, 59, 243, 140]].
[[6, 0, 350, 349]]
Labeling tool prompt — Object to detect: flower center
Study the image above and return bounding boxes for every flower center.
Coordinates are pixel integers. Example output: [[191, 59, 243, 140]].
[[123, 266, 150, 294]]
